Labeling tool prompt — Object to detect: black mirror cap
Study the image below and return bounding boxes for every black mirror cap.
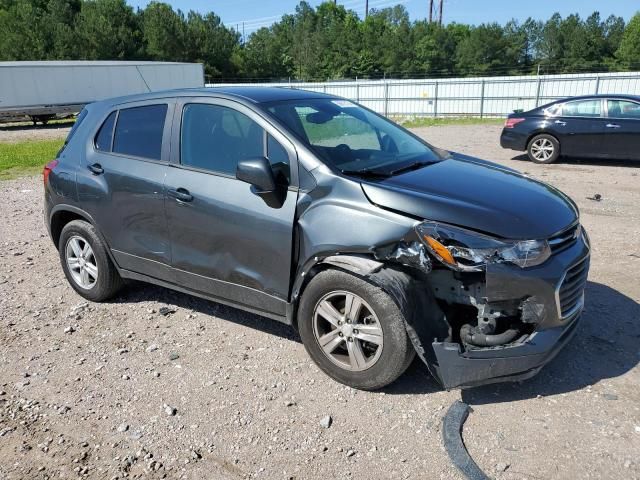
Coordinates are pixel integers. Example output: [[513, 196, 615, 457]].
[[236, 156, 277, 193]]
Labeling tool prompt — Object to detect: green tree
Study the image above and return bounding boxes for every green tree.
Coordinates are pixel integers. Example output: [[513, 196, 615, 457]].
[[75, 0, 141, 59], [455, 23, 517, 75], [142, 2, 187, 61], [184, 11, 239, 79], [616, 13, 640, 67]]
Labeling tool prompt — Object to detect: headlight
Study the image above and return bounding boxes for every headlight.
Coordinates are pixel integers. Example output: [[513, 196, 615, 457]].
[[416, 221, 551, 271]]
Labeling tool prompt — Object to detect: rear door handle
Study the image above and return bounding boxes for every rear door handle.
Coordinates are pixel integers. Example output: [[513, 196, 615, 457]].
[[554, 120, 566, 126], [606, 123, 621, 129], [88, 163, 104, 175], [168, 188, 193, 202]]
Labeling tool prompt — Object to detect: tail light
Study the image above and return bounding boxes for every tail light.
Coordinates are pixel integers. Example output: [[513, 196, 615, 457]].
[[504, 118, 525, 129], [43, 160, 59, 186]]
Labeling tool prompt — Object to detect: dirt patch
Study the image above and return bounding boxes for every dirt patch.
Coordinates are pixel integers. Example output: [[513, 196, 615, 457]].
[[0, 125, 638, 479]]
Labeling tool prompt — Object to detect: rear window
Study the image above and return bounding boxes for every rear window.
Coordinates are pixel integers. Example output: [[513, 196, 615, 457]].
[[94, 111, 117, 151], [113, 105, 168, 160]]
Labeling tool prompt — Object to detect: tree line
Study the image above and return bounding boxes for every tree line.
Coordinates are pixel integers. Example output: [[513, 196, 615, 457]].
[[1, 0, 639, 81]]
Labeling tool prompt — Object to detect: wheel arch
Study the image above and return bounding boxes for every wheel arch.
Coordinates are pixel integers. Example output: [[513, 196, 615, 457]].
[[48, 205, 120, 269], [288, 253, 449, 385], [49, 205, 94, 249], [527, 130, 561, 154]]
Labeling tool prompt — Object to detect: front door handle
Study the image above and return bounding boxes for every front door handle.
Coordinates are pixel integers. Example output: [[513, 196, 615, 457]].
[[168, 188, 193, 202], [554, 120, 567, 126], [88, 163, 104, 175], [606, 123, 621, 129]]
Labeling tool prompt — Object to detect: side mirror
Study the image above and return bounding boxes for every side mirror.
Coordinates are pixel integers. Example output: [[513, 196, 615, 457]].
[[236, 157, 276, 193]]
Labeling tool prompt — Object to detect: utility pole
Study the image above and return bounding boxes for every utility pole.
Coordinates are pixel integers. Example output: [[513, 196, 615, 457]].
[[365, 0, 369, 18], [429, 0, 433, 23], [438, 0, 443, 25]]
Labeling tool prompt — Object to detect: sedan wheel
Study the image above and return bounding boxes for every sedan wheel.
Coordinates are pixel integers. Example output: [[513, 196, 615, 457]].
[[313, 291, 384, 372], [527, 134, 560, 164], [65, 235, 98, 290], [530, 138, 554, 161]]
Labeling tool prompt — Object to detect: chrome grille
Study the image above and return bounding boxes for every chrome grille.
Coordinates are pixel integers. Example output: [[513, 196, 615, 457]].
[[558, 256, 589, 318], [549, 223, 580, 254]]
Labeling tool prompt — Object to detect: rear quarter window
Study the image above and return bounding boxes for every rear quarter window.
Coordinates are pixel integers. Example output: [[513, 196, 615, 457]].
[[94, 111, 117, 152], [112, 104, 168, 160], [57, 108, 88, 156]]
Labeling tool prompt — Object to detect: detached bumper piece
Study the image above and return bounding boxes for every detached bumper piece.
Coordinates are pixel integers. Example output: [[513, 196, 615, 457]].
[[432, 309, 581, 390]]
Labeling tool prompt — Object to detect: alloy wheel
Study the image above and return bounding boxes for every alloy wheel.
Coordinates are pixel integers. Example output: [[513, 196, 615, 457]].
[[312, 291, 384, 372], [530, 138, 555, 161], [65, 235, 98, 290]]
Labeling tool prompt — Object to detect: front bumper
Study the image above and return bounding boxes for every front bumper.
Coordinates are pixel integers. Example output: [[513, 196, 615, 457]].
[[432, 310, 581, 389], [429, 228, 590, 390]]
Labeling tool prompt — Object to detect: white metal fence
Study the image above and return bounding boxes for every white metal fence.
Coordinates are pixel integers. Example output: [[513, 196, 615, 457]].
[[208, 72, 640, 118]]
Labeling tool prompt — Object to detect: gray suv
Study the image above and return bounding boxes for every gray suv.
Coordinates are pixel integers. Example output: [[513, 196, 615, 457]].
[[44, 88, 590, 390]]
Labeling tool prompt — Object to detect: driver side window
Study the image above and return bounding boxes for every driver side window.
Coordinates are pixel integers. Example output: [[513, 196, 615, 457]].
[[297, 108, 381, 151]]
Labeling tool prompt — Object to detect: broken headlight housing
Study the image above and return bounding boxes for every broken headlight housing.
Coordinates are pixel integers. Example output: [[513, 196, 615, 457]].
[[416, 221, 551, 272]]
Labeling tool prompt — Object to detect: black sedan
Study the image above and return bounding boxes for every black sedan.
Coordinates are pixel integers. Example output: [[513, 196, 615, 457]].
[[500, 94, 640, 163]]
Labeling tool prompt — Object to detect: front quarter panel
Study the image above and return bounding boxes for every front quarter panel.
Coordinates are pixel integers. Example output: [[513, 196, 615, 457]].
[[293, 165, 416, 295]]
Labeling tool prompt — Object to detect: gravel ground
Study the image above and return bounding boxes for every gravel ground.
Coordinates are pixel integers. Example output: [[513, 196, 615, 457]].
[[1, 124, 639, 480], [0, 122, 73, 143]]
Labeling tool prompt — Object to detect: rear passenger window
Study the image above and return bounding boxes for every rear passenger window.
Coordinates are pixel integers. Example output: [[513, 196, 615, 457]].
[[181, 104, 264, 176], [95, 111, 116, 151], [561, 100, 601, 118], [113, 105, 167, 160]]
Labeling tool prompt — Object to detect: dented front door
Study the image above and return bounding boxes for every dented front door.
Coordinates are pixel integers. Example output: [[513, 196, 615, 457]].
[[164, 97, 298, 318]]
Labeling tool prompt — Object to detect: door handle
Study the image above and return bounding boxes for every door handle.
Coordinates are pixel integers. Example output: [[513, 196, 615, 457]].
[[554, 120, 566, 126], [168, 188, 193, 202], [87, 163, 104, 175], [605, 123, 621, 129]]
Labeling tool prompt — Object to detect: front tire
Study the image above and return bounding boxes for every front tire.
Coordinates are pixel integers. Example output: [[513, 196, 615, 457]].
[[59, 220, 123, 302], [298, 269, 415, 390], [527, 134, 560, 164]]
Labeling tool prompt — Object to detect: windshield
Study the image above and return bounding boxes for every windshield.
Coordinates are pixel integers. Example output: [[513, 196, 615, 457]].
[[264, 98, 444, 176]]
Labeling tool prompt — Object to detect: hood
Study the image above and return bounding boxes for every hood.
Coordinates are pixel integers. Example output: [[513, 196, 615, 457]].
[[360, 153, 578, 239]]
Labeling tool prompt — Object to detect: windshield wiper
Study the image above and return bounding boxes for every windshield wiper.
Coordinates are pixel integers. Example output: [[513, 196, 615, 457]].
[[388, 161, 436, 176], [341, 168, 391, 179]]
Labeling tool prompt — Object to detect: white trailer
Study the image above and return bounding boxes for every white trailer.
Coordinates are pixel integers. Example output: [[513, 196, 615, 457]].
[[0, 60, 204, 124]]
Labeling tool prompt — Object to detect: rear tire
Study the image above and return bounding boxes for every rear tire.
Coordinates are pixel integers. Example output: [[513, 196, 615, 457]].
[[298, 269, 415, 390], [527, 134, 560, 164], [59, 220, 123, 302]]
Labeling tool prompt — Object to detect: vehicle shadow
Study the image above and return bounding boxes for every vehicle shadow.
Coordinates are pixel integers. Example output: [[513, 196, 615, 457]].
[[461, 281, 640, 405], [111, 281, 299, 343], [111, 280, 444, 394], [109, 280, 637, 400], [511, 153, 640, 168]]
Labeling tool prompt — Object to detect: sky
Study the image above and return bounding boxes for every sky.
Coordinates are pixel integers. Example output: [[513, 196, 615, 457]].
[[127, 0, 639, 35]]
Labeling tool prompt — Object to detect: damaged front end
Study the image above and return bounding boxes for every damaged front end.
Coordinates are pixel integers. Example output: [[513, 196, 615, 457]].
[[374, 220, 591, 390]]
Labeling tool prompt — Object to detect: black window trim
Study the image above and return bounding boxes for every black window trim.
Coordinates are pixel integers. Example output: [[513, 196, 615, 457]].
[[171, 97, 299, 189], [90, 100, 174, 165]]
